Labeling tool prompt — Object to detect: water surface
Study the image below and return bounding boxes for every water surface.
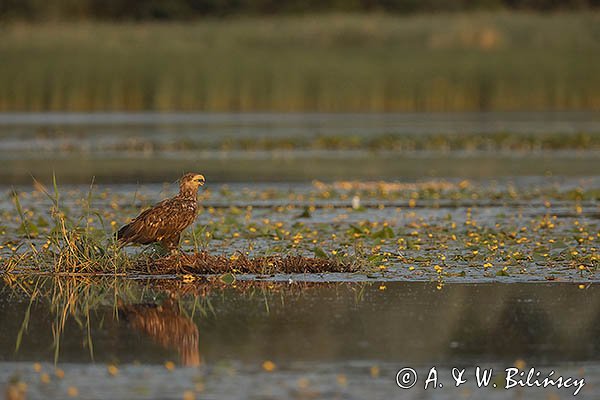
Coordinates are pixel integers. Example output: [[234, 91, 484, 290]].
[[0, 112, 598, 183], [0, 278, 597, 399]]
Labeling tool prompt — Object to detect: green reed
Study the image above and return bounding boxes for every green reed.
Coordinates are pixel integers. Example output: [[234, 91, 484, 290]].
[[7, 175, 131, 274], [0, 12, 598, 112]]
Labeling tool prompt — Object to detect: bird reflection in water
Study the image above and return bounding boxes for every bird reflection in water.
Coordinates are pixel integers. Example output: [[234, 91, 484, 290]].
[[118, 296, 201, 367]]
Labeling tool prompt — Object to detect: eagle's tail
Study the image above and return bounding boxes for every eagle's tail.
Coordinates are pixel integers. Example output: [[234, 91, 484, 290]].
[[117, 223, 132, 245]]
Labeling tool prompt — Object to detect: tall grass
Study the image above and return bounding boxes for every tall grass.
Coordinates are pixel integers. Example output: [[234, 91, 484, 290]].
[[7, 175, 130, 274], [0, 12, 599, 112]]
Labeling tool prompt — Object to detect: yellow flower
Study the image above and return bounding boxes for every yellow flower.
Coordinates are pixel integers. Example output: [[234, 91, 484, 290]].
[[183, 390, 195, 400], [262, 360, 276, 372], [107, 364, 119, 376], [67, 386, 79, 397], [370, 365, 380, 378], [165, 361, 176, 371]]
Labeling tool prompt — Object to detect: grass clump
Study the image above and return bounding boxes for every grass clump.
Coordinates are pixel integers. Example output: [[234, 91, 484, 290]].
[[136, 251, 359, 275], [6, 176, 130, 275], [2, 176, 356, 276], [1, 177, 598, 281]]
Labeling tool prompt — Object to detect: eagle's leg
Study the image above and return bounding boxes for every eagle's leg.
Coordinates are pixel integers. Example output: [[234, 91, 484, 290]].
[[161, 234, 186, 273], [160, 233, 181, 254]]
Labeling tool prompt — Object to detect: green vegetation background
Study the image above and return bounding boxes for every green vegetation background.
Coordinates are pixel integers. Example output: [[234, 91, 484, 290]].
[[2, 0, 597, 20], [1, 12, 598, 112]]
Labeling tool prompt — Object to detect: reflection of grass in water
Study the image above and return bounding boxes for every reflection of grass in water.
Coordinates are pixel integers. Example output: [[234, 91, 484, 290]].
[[4, 275, 358, 364], [7, 275, 137, 363], [0, 13, 599, 112]]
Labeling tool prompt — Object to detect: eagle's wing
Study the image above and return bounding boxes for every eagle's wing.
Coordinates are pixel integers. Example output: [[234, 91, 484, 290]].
[[118, 198, 184, 245]]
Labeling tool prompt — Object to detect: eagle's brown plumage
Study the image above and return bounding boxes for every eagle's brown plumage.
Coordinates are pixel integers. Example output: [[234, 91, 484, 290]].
[[118, 173, 205, 251]]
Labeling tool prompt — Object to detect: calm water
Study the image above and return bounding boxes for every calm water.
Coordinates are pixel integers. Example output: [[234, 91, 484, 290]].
[[0, 278, 598, 399], [0, 112, 598, 183], [2, 111, 599, 134], [1, 112, 599, 399]]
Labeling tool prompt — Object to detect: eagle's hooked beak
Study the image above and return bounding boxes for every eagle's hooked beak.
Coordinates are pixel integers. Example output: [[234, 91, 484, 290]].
[[195, 175, 205, 186]]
